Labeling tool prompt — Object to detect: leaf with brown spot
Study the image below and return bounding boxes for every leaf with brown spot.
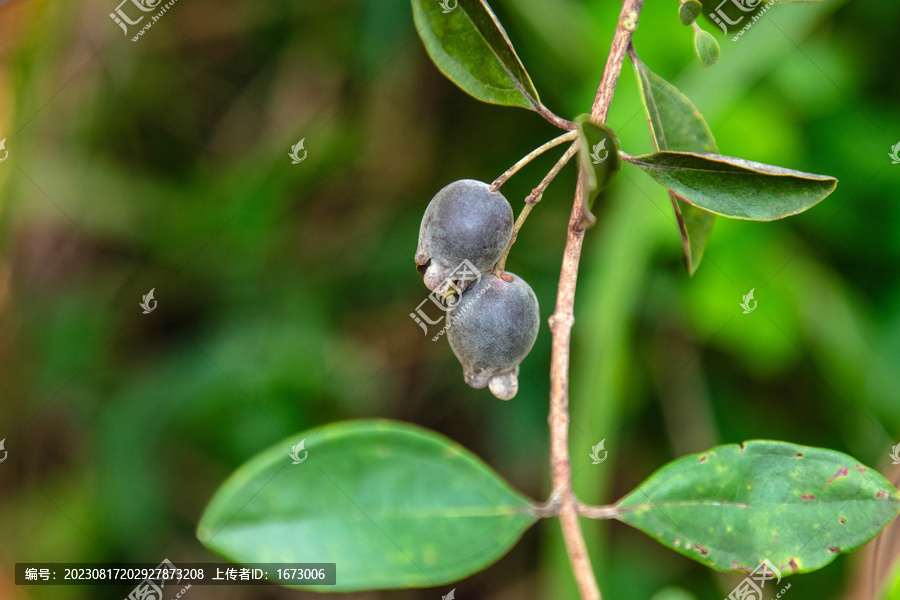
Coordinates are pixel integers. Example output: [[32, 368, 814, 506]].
[[826, 466, 850, 487], [614, 441, 900, 576]]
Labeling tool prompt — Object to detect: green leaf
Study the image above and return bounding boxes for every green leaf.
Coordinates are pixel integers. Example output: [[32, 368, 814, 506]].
[[575, 116, 620, 211], [616, 441, 900, 575], [693, 28, 720, 67], [623, 151, 837, 221], [673, 192, 716, 270], [631, 58, 716, 155], [678, 0, 702, 26], [198, 420, 537, 591], [631, 55, 717, 274], [411, 0, 542, 111]]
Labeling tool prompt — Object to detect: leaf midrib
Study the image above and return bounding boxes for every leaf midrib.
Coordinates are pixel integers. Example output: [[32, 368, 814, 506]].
[[619, 497, 900, 514], [628, 159, 832, 182]]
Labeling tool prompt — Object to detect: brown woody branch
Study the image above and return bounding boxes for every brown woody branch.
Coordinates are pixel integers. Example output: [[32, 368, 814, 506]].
[[547, 1, 644, 599]]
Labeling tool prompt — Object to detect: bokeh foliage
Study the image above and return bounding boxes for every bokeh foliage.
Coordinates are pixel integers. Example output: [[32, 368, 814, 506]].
[[0, 0, 898, 598]]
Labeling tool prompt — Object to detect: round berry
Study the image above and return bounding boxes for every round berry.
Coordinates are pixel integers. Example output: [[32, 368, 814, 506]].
[[447, 272, 539, 400], [415, 180, 513, 293]]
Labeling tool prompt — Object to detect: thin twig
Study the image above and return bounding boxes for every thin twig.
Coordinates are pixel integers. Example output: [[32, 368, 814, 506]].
[[528, 142, 580, 203], [548, 1, 644, 600], [536, 103, 578, 131], [491, 130, 578, 191], [590, 2, 643, 124], [493, 142, 579, 275], [493, 202, 534, 276]]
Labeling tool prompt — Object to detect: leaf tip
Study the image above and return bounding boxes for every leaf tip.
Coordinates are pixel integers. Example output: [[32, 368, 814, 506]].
[[694, 29, 720, 67]]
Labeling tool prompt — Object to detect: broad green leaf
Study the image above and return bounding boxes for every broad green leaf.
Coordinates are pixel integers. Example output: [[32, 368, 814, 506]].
[[693, 28, 720, 67], [575, 116, 620, 210], [632, 56, 717, 274], [623, 151, 837, 221], [616, 441, 900, 575], [411, 0, 541, 111], [198, 420, 537, 591]]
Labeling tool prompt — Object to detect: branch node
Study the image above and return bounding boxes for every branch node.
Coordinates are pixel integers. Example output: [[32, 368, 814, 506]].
[[622, 10, 639, 32], [548, 312, 575, 333]]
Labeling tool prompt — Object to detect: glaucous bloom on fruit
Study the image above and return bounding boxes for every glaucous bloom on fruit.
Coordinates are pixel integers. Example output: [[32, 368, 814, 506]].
[[415, 179, 513, 293], [447, 272, 539, 400]]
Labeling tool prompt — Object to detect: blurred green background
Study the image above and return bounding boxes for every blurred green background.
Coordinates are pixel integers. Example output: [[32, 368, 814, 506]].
[[0, 0, 898, 598]]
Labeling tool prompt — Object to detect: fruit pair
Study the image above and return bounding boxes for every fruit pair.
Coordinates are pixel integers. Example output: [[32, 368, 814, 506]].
[[415, 180, 540, 400]]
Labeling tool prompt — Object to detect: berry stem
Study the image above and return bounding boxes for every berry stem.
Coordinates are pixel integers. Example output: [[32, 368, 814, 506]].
[[492, 202, 533, 277], [490, 130, 578, 192], [492, 141, 579, 276], [548, 2, 643, 600], [530, 142, 580, 203]]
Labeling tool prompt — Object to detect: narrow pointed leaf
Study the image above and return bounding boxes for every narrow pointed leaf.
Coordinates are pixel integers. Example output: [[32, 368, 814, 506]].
[[632, 55, 718, 274], [411, 0, 542, 111], [575, 116, 620, 210], [624, 151, 837, 221], [198, 420, 536, 591], [616, 441, 900, 575]]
